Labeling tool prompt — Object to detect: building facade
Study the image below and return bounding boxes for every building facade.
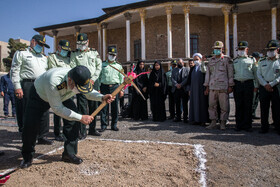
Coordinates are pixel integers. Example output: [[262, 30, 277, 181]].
[[34, 0, 280, 66], [0, 39, 30, 71]]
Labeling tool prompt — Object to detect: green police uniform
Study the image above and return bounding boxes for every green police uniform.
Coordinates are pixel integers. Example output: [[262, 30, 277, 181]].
[[257, 40, 280, 134], [70, 33, 102, 137], [233, 41, 258, 131], [100, 47, 124, 131], [11, 35, 51, 142], [47, 40, 72, 140], [48, 53, 70, 68], [21, 67, 103, 167]]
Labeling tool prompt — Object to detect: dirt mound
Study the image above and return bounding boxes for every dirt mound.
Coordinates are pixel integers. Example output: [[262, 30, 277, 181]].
[[5, 139, 200, 187]]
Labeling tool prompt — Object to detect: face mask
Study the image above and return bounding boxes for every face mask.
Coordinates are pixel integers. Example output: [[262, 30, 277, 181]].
[[108, 55, 116, 61], [59, 49, 68, 57], [238, 50, 246, 57], [267, 50, 276, 58], [194, 60, 201, 66], [77, 44, 87, 51], [169, 66, 172, 71], [177, 64, 183, 68], [213, 49, 221, 56], [33, 44, 43, 54]]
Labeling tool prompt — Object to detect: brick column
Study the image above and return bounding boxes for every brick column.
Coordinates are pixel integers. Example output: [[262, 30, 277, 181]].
[[124, 12, 132, 62], [75, 26, 81, 43], [222, 6, 231, 56], [232, 6, 238, 58], [52, 30, 58, 52], [183, 5, 190, 58], [166, 6, 173, 59], [139, 9, 146, 60], [270, 0, 278, 40], [97, 24, 102, 56], [102, 23, 108, 61]]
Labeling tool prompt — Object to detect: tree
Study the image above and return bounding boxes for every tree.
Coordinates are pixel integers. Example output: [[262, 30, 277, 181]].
[[2, 38, 28, 71]]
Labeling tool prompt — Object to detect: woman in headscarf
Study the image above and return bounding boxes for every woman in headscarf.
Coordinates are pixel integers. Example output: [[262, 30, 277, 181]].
[[188, 53, 209, 125], [131, 60, 149, 120], [148, 61, 167, 122]]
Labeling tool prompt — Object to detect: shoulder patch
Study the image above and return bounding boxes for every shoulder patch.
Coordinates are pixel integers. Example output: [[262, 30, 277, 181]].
[[56, 81, 67, 90]]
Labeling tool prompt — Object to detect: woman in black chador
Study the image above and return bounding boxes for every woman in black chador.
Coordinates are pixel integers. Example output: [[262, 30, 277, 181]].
[[148, 61, 167, 122], [131, 60, 149, 120]]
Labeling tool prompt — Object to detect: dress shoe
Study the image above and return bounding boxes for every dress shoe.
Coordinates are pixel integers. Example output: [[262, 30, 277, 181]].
[[62, 153, 83, 164], [20, 159, 32, 168], [183, 119, 189, 124], [88, 130, 101, 136], [0, 151, 4, 156], [55, 135, 64, 142], [99, 127, 107, 132], [252, 116, 260, 119], [173, 118, 181, 122], [37, 137, 53, 145], [168, 116, 174, 120], [245, 128, 253, 132], [234, 128, 242, 132], [78, 133, 87, 140], [111, 126, 119, 131], [259, 129, 269, 134]]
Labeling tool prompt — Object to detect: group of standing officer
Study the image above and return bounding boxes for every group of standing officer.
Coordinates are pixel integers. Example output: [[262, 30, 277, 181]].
[[202, 39, 280, 134]]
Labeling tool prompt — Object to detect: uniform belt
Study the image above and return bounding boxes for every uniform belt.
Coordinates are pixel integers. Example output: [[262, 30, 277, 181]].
[[101, 83, 118, 87], [234, 79, 253, 83], [22, 79, 35, 82]]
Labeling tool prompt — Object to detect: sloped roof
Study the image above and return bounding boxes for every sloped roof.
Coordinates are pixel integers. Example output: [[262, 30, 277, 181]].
[[33, 0, 257, 32]]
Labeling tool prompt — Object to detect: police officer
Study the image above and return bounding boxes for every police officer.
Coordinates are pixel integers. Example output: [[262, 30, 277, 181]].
[[19, 65, 114, 168], [251, 52, 261, 119], [10, 34, 52, 144], [70, 33, 102, 138], [48, 40, 71, 142], [233, 41, 258, 132], [257, 40, 280, 135], [0, 72, 16, 117], [165, 60, 177, 120], [204, 41, 234, 130], [99, 46, 124, 132]]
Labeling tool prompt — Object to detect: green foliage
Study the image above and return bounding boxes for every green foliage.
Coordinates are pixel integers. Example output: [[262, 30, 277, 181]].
[[2, 38, 28, 69]]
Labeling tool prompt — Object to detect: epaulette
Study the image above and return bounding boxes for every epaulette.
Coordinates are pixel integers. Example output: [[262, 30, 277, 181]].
[[48, 52, 56, 56], [19, 48, 26, 51], [42, 53, 47, 57], [90, 48, 96, 51], [233, 57, 238, 61], [56, 81, 67, 90]]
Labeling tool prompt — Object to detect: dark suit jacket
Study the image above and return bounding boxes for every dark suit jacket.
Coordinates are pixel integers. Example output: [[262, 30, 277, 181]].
[[171, 67, 190, 93]]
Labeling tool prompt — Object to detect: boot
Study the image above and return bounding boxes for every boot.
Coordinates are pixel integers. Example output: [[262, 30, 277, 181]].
[[220, 120, 226, 130], [206, 120, 217, 129]]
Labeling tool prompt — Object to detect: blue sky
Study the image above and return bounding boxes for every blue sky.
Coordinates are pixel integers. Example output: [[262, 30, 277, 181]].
[[0, 0, 143, 54]]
